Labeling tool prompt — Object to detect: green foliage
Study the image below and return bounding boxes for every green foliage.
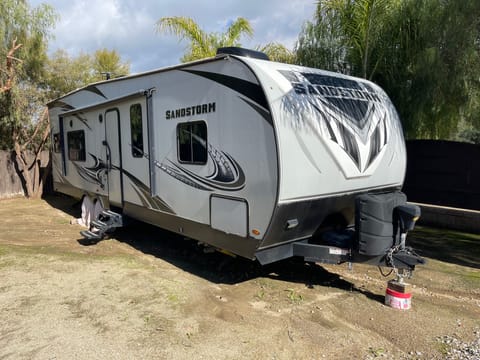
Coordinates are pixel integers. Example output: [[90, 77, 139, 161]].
[[456, 121, 480, 144], [258, 42, 296, 64], [0, 0, 57, 150], [0, 0, 57, 83], [326, 0, 396, 79], [285, 288, 304, 304], [296, 0, 480, 140], [156, 16, 253, 62], [92, 48, 130, 80], [43, 48, 130, 99], [43, 50, 94, 99], [296, 4, 348, 72]]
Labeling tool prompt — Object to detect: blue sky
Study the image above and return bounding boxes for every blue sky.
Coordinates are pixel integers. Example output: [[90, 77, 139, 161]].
[[31, 0, 317, 73]]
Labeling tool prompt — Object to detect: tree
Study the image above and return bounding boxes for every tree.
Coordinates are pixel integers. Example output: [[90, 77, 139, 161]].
[[296, 4, 349, 72], [257, 42, 296, 64], [44, 48, 130, 99], [43, 50, 94, 98], [92, 48, 130, 80], [156, 16, 254, 62], [378, 0, 480, 139], [296, 0, 480, 140], [0, 0, 56, 198]]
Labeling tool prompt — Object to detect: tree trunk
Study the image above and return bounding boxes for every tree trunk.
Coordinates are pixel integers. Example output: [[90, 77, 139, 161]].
[[11, 109, 51, 199], [13, 143, 34, 198]]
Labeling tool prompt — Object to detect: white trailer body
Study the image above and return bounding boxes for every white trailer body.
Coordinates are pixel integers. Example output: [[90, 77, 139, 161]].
[[48, 49, 421, 268]]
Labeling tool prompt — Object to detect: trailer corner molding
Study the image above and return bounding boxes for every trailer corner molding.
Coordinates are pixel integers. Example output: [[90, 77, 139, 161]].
[[165, 102, 216, 120]]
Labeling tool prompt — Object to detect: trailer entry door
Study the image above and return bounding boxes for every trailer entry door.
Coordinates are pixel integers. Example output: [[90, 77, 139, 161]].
[[105, 108, 123, 207]]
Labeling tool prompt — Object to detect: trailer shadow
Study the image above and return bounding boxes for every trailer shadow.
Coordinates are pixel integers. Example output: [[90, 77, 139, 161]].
[[46, 194, 480, 272], [76, 218, 384, 303], [44, 193, 83, 218]]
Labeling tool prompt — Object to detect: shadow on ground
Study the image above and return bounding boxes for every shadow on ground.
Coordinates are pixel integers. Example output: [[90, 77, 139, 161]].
[[90, 220, 385, 303], [45, 194, 477, 302], [409, 226, 480, 269]]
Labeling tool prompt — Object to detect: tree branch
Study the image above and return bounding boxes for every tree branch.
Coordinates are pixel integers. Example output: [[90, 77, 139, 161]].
[[1, 38, 23, 94]]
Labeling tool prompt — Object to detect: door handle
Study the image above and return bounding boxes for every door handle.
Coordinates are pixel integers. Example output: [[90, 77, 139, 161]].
[[102, 140, 112, 170]]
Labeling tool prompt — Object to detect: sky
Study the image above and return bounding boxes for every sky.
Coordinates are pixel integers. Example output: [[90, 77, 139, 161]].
[[30, 0, 317, 74]]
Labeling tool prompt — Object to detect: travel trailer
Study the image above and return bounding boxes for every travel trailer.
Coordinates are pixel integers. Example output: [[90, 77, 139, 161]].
[[48, 47, 424, 272]]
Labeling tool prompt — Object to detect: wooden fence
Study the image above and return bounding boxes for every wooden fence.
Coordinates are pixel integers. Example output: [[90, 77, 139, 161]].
[[0, 151, 50, 199]]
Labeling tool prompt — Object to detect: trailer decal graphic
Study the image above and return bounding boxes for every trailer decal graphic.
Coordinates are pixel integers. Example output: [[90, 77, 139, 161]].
[[48, 101, 75, 111], [182, 69, 271, 122], [155, 144, 246, 192], [72, 153, 107, 187], [239, 97, 273, 125], [84, 85, 107, 99], [73, 114, 92, 131], [121, 169, 175, 214], [279, 70, 390, 174]]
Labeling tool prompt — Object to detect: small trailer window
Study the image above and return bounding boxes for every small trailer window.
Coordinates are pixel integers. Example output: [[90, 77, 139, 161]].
[[67, 130, 86, 162], [130, 103, 143, 157], [177, 122, 207, 164], [52, 133, 61, 153]]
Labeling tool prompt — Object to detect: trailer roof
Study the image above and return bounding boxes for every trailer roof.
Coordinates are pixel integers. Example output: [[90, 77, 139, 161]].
[[47, 54, 232, 107]]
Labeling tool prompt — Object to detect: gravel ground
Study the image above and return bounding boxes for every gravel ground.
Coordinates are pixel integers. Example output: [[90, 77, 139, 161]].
[[437, 329, 480, 360]]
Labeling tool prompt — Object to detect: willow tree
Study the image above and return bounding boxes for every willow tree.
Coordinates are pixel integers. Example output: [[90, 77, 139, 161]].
[[296, 0, 480, 140], [44, 48, 131, 99], [0, 0, 56, 197]]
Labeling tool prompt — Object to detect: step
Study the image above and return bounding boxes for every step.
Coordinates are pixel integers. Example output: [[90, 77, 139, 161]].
[[90, 219, 107, 230], [99, 210, 123, 227], [101, 210, 121, 218], [80, 230, 102, 240]]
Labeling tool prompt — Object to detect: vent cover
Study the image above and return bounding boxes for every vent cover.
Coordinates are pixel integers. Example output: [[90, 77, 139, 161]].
[[216, 47, 269, 61]]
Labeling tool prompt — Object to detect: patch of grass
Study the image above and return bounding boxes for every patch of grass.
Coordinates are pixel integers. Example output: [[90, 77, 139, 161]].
[[255, 289, 265, 300], [437, 341, 450, 356], [0, 243, 148, 273], [167, 293, 180, 304], [462, 270, 480, 287], [368, 347, 385, 357], [409, 226, 480, 269], [53, 217, 72, 225], [0, 258, 15, 269], [285, 288, 304, 304]]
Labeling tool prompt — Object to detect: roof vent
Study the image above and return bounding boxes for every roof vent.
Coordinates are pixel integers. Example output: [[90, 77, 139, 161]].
[[216, 47, 269, 61]]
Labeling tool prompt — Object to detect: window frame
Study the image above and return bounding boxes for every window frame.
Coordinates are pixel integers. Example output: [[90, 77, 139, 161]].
[[52, 132, 61, 153], [129, 103, 144, 158], [66, 130, 86, 162], [176, 121, 208, 165]]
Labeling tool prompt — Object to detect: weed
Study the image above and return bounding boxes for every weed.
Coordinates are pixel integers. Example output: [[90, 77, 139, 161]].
[[167, 293, 180, 304], [368, 347, 385, 357], [285, 288, 304, 304], [255, 289, 265, 300], [437, 341, 450, 356]]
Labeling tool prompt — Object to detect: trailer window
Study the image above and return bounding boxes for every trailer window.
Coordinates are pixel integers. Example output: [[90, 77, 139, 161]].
[[67, 130, 86, 162], [52, 133, 61, 153], [130, 103, 143, 157], [177, 122, 207, 164]]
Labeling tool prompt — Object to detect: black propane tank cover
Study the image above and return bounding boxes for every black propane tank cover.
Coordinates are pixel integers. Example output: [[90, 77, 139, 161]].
[[355, 192, 407, 256]]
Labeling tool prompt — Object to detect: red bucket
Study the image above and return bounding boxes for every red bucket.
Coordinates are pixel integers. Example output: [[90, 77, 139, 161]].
[[385, 287, 411, 310]]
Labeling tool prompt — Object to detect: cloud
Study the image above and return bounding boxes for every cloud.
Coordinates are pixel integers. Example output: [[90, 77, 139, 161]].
[[31, 0, 316, 73]]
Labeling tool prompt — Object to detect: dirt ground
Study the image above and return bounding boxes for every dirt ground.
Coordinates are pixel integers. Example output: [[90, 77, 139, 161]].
[[0, 196, 479, 360]]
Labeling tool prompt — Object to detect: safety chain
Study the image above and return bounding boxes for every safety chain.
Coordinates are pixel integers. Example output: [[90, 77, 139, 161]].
[[383, 245, 413, 280]]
